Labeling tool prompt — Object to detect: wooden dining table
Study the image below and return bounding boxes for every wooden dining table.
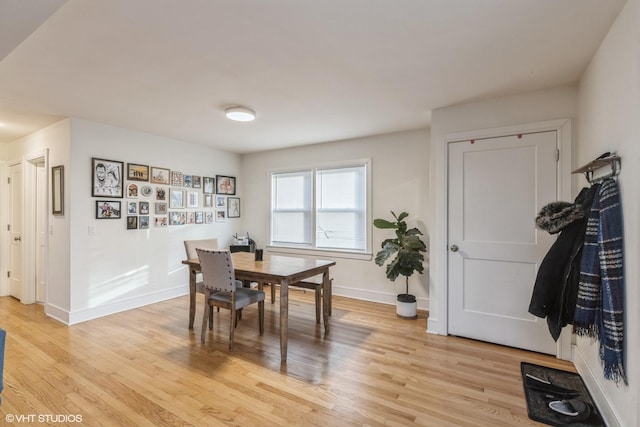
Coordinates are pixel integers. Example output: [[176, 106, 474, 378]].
[[182, 251, 335, 362]]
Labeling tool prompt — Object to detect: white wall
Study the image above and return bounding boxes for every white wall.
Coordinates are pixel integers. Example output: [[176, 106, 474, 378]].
[[575, 0, 639, 425], [429, 85, 578, 334], [64, 118, 242, 324], [241, 129, 430, 309]]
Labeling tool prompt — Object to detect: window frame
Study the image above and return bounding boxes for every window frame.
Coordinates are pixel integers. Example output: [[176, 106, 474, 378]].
[[268, 158, 372, 259]]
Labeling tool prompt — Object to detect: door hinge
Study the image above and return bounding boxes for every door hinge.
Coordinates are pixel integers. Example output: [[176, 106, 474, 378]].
[[7, 271, 9, 278], [7, 177, 10, 184], [6, 224, 10, 231], [556, 149, 560, 161]]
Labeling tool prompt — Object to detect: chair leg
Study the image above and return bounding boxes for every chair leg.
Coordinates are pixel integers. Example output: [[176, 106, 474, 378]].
[[271, 283, 276, 304], [259, 301, 264, 335], [229, 308, 235, 351], [201, 303, 209, 343], [315, 286, 321, 323], [209, 306, 214, 329]]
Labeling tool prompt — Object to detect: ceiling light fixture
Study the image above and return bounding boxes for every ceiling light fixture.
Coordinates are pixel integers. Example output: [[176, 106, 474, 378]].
[[225, 106, 256, 122]]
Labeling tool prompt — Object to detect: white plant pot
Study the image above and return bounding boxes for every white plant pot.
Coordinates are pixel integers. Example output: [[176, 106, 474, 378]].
[[396, 297, 417, 319]]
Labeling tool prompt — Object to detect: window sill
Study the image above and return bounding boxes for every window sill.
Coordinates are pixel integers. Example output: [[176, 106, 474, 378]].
[[266, 245, 373, 261]]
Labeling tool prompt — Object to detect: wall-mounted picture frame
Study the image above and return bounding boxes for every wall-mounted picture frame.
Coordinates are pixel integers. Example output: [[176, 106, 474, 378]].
[[155, 202, 167, 215], [184, 175, 193, 188], [139, 216, 150, 229], [139, 201, 150, 215], [216, 210, 226, 222], [170, 189, 185, 209], [127, 216, 138, 230], [141, 185, 153, 198], [216, 195, 226, 208], [96, 201, 121, 219], [156, 187, 166, 200], [205, 211, 214, 224], [154, 217, 168, 227], [128, 201, 137, 215], [127, 183, 138, 198], [150, 166, 170, 185], [169, 211, 186, 225], [227, 197, 240, 218], [127, 163, 149, 182], [171, 171, 184, 187], [52, 165, 64, 215], [203, 176, 215, 194], [216, 175, 236, 195], [203, 194, 213, 208], [92, 158, 123, 198], [187, 191, 199, 208], [192, 176, 202, 189], [187, 212, 195, 224], [195, 211, 204, 224]]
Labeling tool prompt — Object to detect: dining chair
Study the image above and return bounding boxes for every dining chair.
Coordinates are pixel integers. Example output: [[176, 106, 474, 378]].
[[184, 238, 219, 325], [268, 277, 332, 323], [197, 249, 265, 350]]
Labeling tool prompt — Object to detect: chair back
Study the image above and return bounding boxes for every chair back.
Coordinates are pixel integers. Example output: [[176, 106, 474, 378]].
[[196, 249, 237, 293], [184, 238, 218, 259]]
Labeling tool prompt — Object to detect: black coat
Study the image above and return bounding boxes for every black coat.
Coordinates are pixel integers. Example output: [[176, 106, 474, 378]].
[[528, 185, 599, 341]]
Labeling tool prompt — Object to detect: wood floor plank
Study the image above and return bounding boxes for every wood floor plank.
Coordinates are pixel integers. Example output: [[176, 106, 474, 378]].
[[0, 293, 568, 426]]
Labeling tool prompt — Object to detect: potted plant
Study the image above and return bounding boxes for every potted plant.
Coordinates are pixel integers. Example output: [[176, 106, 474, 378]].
[[373, 211, 427, 319]]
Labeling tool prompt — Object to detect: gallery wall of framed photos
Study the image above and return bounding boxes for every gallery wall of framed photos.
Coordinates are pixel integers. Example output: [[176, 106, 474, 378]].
[[91, 157, 240, 230]]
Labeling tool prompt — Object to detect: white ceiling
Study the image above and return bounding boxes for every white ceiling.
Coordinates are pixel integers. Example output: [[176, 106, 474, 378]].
[[0, 0, 627, 153]]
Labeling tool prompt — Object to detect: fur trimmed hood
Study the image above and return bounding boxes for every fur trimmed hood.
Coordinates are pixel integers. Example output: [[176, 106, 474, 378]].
[[536, 201, 585, 234]]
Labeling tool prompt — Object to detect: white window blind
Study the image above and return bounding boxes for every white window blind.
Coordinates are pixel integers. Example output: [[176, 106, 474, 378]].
[[271, 171, 312, 245]]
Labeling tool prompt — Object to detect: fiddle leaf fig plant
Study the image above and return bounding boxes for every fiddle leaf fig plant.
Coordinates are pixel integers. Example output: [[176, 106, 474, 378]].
[[373, 211, 426, 302]]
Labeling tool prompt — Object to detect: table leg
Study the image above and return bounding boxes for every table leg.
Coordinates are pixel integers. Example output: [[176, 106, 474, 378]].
[[322, 270, 330, 333], [280, 279, 289, 362], [189, 268, 196, 329]]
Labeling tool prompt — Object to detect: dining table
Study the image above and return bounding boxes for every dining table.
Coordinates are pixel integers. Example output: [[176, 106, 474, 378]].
[[182, 251, 335, 362]]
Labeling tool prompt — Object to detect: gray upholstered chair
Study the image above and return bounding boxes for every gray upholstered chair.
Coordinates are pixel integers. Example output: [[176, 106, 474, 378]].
[[184, 238, 219, 324], [197, 249, 265, 350]]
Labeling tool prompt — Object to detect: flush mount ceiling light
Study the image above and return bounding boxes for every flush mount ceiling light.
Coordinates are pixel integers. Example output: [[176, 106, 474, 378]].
[[225, 106, 256, 122]]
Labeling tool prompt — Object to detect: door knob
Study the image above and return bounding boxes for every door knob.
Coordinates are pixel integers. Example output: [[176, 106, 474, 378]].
[[450, 244, 458, 252], [14, 236, 21, 242]]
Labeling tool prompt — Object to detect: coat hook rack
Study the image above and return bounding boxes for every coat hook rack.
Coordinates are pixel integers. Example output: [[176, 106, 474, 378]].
[[572, 152, 621, 184]]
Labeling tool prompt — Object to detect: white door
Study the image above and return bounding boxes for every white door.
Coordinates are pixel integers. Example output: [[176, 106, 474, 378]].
[[448, 131, 558, 354], [36, 162, 46, 302], [9, 163, 24, 300]]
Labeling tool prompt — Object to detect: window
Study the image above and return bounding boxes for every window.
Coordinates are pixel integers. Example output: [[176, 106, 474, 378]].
[[270, 161, 370, 253]]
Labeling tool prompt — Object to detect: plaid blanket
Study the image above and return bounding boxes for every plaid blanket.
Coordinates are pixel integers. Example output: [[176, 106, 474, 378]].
[[573, 178, 626, 384]]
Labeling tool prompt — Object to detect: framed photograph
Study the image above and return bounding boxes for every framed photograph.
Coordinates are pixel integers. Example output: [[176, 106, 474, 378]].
[[216, 195, 226, 208], [169, 211, 185, 225], [171, 171, 184, 187], [156, 187, 166, 201], [127, 216, 138, 230], [227, 197, 240, 218], [92, 158, 123, 198], [187, 191, 199, 208], [139, 201, 150, 215], [155, 202, 167, 214], [127, 163, 149, 182], [187, 212, 195, 224], [205, 212, 214, 224], [52, 165, 64, 215], [154, 216, 168, 227], [150, 167, 170, 185], [128, 201, 138, 215], [96, 201, 121, 219], [192, 176, 202, 189], [141, 185, 153, 198], [216, 175, 236, 195], [184, 175, 193, 188], [216, 210, 226, 222], [203, 177, 215, 194], [203, 194, 213, 208], [195, 211, 204, 224], [139, 216, 150, 229], [170, 189, 185, 209], [127, 183, 138, 198]]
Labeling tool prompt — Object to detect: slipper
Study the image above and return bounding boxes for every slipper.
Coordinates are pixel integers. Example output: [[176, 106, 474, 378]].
[[525, 374, 580, 397], [549, 399, 590, 420]]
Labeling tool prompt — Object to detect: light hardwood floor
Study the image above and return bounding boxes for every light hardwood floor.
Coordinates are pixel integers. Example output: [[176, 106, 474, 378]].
[[0, 289, 573, 426]]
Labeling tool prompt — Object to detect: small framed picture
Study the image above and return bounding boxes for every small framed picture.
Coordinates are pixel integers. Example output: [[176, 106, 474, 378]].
[[192, 176, 202, 189], [216, 210, 226, 222], [203, 177, 215, 194], [96, 201, 121, 219], [139, 216, 150, 229], [205, 211, 214, 224], [187, 212, 195, 224], [156, 187, 166, 201], [127, 163, 149, 182], [92, 158, 123, 198], [184, 175, 193, 188], [154, 217, 168, 227], [128, 201, 138, 214], [127, 216, 138, 230], [52, 165, 64, 215], [216, 195, 226, 208], [171, 171, 184, 187], [155, 202, 167, 214], [187, 191, 199, 208], [127, 183, 139, 198], [141, 185, 153, 198], [170, 189, 185, 209], [169, 211, 185, 225], [216, 175, 236, 195], [150, 167, 170, 185], [227, 197, 240, 218], [195, 211, 203, 224], [203, 194, 213, 208], [139, 201, 150, 215]]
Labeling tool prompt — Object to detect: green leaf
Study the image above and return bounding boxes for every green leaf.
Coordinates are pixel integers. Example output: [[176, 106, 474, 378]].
[[373, 219, 397, 229], [396, 212, 409, 222]]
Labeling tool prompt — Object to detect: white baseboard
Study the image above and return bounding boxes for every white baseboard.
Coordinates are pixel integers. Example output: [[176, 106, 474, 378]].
[[332, 285, 428, 311], [572, 344, 622, 427]]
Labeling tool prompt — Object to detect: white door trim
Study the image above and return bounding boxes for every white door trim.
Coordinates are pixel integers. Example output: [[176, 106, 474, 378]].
[[428, 118, 572, 359]]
